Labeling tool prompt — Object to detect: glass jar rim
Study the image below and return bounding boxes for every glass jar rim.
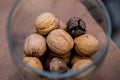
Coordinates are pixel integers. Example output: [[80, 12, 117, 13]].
[[6, 0, 111, 79]]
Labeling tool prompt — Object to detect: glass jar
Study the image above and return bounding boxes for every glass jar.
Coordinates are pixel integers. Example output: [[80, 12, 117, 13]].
[[7, 0, 111, 80]]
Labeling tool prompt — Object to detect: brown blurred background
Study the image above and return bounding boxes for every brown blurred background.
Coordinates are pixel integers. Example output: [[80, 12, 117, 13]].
[[103, 0, 120, 49]]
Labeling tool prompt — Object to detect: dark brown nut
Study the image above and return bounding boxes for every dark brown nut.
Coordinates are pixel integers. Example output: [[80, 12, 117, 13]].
[[24, 33, 46, 57], [46, 29, 74, 54], [23, 57, 43, 70], [66, 17, 86, 38], [35, 12, 59, 35], [43, 56, 53, 71], [44, 57, 67, 73], [74, 34, 99, 57]]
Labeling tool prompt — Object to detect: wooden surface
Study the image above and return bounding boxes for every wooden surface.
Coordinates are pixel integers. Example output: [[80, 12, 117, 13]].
[[0, 0, 120, 80]]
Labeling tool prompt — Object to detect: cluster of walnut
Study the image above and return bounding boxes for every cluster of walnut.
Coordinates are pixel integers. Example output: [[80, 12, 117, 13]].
[[23, 12, 99, 73]]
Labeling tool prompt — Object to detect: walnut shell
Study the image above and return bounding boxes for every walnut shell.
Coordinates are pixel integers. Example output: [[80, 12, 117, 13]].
[[45, 51, 70, 64], [71, 59, 92, 71], [71, 54, 92, 65], [61, 56, 70, 64], [49, 51, 71, 64], [50, 57, 67, 73], [74, 34, 99, 56], [23, 57, 43, 70], [49, 51, 71, 58], [58, 20, 67, 30], [71, 59, 95, 79], [46, 29, 74, 54], [71, 54, 82, 65], [24, 33, 46, 57], [35, 12, 59, 35]]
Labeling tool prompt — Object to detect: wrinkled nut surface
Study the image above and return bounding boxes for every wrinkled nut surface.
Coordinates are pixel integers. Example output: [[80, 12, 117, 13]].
[[49, 51, 71, 58], [71, 54, 92, 65], [24, 33, 46, 57], [35, 12, 59, 35], [23, 57, 43, 70], [48, 51, 70, 63], [50, 57, 67, 73], [58, 20, 67, 30], [46, 29, 74, 54], [71, 59, 92, 71], [66, 17, 86, 38], [74, 34, 99, 56], [71, 59, 95, 79], [61, 56, 70, 64], [71, 54, 82, 65]]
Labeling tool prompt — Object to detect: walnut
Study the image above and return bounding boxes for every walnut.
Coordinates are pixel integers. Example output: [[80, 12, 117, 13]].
[[44, 50, 70, 64], [44, 56, 68, 73], [66, 17, 86, 38], [46, 29, 74, 54], [71, 59, 95, 78], [50, 57, 67, 73], [71, 59, 92, 71], [71, 54, 93, 65], [23, 57, 43, 70], [24, 33, 46, 57], [61, 56, 70, 64], [49, 51, 71, 63], [58, 20, 67, 30], [74, 34, 99, 57], [49, 50, 71, 58], [71, 54, 82, 65], [35, 12, 59, 35]]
